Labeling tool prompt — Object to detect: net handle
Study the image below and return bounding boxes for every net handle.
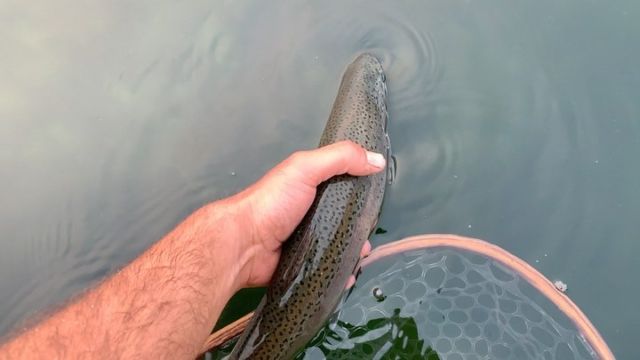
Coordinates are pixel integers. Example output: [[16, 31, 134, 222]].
[[201, 234, 614, 359]]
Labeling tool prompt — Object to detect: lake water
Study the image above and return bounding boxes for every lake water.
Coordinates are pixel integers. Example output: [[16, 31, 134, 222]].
[[1, 1, 638, 357]]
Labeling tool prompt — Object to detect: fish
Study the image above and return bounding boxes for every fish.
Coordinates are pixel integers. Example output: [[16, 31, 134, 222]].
[[230, 53, 389, 360]]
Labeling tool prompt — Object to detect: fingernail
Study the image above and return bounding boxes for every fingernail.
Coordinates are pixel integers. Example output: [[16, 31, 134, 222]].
[[366, 151, 386, 169]]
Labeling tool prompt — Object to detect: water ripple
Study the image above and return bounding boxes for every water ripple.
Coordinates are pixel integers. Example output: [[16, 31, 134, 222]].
[[299, 6, 442, 119]]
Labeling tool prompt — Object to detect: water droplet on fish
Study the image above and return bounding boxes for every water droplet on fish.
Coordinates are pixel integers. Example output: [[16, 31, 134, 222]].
[[230, 171, 236, 176], [467, 224, 472, 229]]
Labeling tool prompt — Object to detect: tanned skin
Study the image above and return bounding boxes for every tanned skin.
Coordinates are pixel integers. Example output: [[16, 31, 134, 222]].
[[0, 141, 385, 359]]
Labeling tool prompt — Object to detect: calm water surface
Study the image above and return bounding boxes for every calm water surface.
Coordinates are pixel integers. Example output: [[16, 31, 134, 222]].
[[1, 1, 639, 357]]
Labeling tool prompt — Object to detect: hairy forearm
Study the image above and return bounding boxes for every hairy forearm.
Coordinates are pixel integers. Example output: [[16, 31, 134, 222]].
[[0, 200, 246, 359]]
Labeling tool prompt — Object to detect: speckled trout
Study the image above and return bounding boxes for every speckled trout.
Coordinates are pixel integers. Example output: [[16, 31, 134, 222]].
[[230, 53, 389, 360]]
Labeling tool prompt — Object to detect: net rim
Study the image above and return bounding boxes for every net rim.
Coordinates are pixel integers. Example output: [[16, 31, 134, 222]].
[[361, 234, 613, 359], [203, 234, 614, 359]]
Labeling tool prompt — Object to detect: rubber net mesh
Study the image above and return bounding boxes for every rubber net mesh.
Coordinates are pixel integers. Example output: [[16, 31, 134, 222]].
[[300, 247, 598, 360]]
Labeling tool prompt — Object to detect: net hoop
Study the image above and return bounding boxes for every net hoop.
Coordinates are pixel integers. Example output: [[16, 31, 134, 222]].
[[203, 234, 614, 359]]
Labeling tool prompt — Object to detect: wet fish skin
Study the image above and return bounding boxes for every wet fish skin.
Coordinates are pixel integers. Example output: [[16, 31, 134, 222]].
[[230, 53, 389, 360]]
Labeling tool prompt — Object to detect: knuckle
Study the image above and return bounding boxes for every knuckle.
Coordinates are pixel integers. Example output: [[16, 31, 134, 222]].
[[339, 140, 358, 151], [287, 151, 307, 165], [337, 140, 361, 157]]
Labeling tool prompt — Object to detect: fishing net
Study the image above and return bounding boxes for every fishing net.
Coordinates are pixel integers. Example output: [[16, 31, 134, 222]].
[[203, 235, 612, 360]]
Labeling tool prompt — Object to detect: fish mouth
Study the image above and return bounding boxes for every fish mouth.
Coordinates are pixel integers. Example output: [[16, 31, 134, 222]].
[[353, 53, 386, 81]]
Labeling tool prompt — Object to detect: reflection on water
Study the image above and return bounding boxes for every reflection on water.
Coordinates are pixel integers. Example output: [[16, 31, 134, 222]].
[[1, 0, 639, 357]]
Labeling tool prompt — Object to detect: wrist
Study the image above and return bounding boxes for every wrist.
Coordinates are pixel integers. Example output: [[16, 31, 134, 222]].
[[201, 193, 257, 291]]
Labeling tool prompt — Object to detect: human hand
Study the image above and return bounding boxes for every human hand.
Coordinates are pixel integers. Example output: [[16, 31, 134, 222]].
[[223, 140, 386, 289]]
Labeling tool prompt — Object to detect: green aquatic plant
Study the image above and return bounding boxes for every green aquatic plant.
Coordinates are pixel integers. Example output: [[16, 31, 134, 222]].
[[302, 308, 440, 359], [374, 227, 388, 235], [206, 309, 439, 359]]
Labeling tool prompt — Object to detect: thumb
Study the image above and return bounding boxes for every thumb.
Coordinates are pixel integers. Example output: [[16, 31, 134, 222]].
[[282, 140, 386, 187]]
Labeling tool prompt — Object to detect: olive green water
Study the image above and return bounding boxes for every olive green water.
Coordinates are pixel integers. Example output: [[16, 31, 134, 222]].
[[1, 0, 638, 357]]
